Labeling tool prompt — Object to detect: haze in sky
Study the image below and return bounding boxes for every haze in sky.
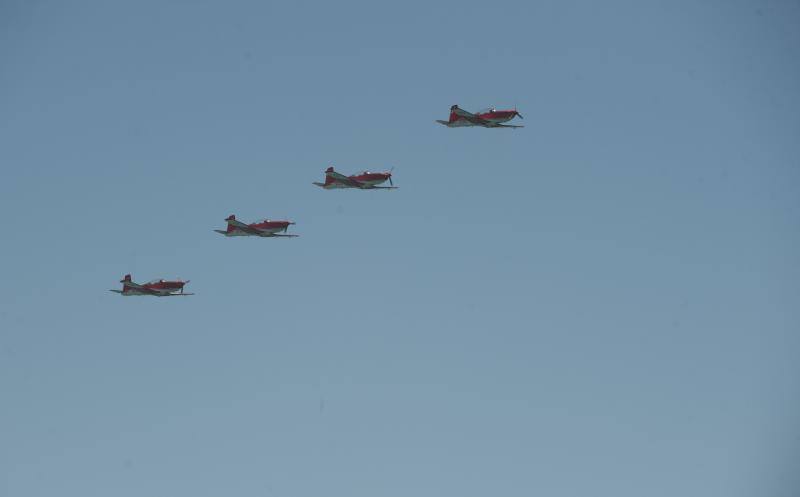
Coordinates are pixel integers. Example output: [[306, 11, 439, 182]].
[[1, 1, 799, 497]]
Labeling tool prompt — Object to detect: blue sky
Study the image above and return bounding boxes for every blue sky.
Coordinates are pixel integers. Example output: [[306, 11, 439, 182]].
[[1, 1, 799, 496]]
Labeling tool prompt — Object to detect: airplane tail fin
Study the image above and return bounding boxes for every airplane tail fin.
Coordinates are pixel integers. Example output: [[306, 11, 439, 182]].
[[449, 104, 460, 123], [313, 166, 337, 188], [120, 274, 132, 293], [324, 166, 336, 186], [225, 215, 237, 233]]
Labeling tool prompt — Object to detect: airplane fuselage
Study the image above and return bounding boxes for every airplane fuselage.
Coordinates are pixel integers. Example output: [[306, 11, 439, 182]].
[[439, 109, 519, 127], [223, 220, 292, 236], [318, 172, 392, 189], [121, 280, 186, 296]]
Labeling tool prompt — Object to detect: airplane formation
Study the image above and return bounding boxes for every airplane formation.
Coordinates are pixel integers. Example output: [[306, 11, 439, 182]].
[[111, 104, 523, 297]]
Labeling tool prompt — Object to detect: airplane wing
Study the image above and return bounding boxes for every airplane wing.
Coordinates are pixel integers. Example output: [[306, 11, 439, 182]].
[[486, 123, 524, 128], [257, 232, 298, 238]]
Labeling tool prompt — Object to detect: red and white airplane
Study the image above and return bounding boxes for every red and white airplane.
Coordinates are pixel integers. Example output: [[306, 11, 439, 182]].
[[436, 105, 524, 128], [110, 274, 193, 297], [313, 166, 397, 190], [215, 214, 297, 237]]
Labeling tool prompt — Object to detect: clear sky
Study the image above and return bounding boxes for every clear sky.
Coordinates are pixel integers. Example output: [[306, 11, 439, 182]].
[[1, 1, 799, 496]]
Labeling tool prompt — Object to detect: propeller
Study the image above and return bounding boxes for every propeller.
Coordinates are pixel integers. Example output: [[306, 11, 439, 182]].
[[388, 166, 394, 186], [515, 106, 524, 119]]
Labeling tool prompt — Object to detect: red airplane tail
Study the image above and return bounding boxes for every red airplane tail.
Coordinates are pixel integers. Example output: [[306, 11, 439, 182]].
[[313, 167, 337, 188], [449, 104, 459, 123], [121, 274, 133, 292], [225, 214, 237, 233], [324, 166, 336, 186]]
